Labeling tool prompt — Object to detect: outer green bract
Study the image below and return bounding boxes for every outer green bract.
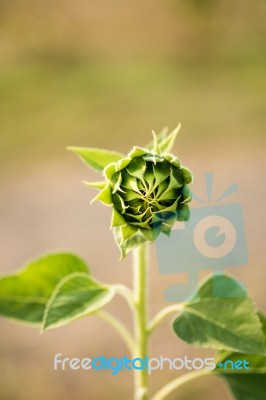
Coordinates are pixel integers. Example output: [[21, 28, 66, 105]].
[[97, 147, 192, 257]]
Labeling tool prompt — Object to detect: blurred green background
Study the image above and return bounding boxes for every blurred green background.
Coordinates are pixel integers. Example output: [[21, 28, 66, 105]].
[[0, 1, 265, 399]]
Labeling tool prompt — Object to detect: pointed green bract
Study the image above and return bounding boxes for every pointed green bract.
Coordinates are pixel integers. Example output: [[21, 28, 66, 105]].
[[152, 131, 160, 153], [42, 272, 115, 331], [113, 226, 147, 258], [104, 163, 117, 180], [172, 274, 265, 355], [128, 147, 147, 159], [116, 157, 132, 172], [91, 184, 112, 205], [158, 124, 181, 154], [111, 209, 126, 228], [83, 181, 106, 189], [68, 146, 124, 173], [146, 125, 181, 154], [127, 157, 146, 180], [181, 167, 193, 184], [0, 253, 89, 325]]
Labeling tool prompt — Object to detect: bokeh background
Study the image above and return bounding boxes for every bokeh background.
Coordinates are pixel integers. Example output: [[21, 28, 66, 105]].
[[0, 1, 266, 399]]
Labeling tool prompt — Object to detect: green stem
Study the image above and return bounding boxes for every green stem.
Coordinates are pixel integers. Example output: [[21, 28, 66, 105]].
[[148, 304, 184, 335], [133, 244, 149, 400], [152, 370, 209, 400], [97, 310, 135, 355], [113, 284, 135, 310]]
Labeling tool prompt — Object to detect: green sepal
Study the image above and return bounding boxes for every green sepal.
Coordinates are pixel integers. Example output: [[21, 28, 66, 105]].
[[158, 124, 181, 154], [126, 157, 146, 180], [68, 147, 124, 173], [141, 227, 160, 241], [113, 226, 147, 258], [112, 192, 128, 213], [91, 184, 112, 205], [116, 158, 132, 172], [146, 125, 181, 154], [153, 161, 170, 188], [176, 204, 190, 221], [121, 174, 142, 194], [181, 166, 193, 184], [164, 153, 181, 169], [104, 163, 117, 180], [83, 181, 106, 189], [152, 131, 160, 153], [146, 126, 169, 150], [128, 147, 147, 159], [111, 172, 123, 194], [121, 224, 139, 240], [111, 209, 127, 228]]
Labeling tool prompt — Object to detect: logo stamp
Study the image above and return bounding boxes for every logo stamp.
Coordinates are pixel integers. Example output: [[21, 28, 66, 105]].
[[155, 173, 248, 301]]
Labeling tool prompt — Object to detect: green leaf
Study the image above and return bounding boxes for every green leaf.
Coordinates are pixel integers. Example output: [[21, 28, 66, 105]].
[[0, 253, 89, 325], [172, 274, 265, 355], [214, 314, 266, 400], [223, 375, 266, 400], [68, 147, 124, 173], [42, 272, 115, 331]]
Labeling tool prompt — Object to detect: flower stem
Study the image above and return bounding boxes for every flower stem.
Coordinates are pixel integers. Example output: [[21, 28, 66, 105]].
[[133, 244, 149, 400]]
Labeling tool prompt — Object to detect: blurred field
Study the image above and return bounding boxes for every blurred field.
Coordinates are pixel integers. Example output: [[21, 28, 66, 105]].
[[0, 1, 266, 399]]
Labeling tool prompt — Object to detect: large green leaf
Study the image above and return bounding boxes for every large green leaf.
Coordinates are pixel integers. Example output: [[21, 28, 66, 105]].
[[223, 375, 266, 400], [68, 146, 124, 173], [0, 253, 89, 325], [172, 274, 265, 355], [42, 272, 115, 331], [214, 314, 266, 400]]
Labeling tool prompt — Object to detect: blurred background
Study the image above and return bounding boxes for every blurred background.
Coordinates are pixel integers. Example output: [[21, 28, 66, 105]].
[[0, 0, 265, 399]]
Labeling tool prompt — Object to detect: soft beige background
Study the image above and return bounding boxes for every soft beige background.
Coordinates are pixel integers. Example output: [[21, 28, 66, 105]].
[[0, 1, 266, 399]]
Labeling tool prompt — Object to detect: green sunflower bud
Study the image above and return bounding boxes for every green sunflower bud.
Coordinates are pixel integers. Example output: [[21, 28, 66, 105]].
[[69, 126, 193, 258]]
